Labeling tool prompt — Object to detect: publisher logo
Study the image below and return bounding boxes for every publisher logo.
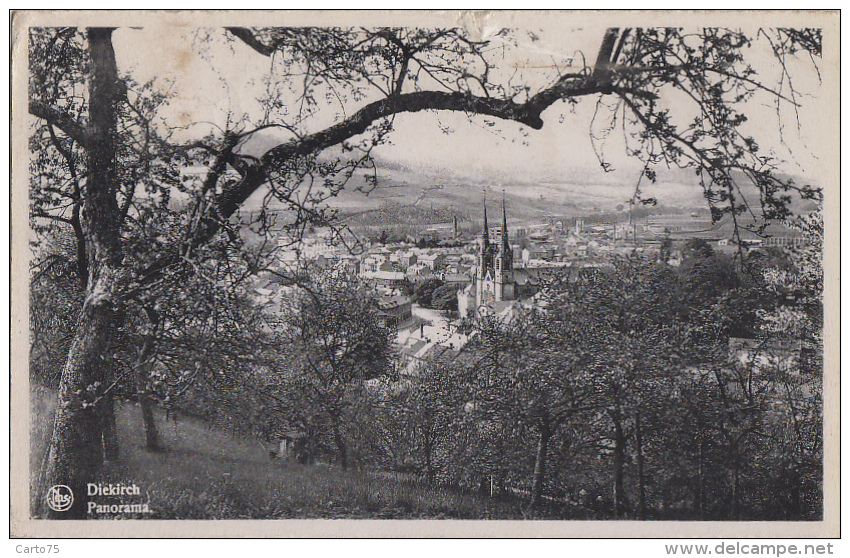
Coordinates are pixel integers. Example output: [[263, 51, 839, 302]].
[[46, 485, 74, 512]]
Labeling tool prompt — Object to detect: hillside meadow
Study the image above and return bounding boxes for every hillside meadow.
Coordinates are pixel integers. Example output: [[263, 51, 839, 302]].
[[29, 386, 565, 520]]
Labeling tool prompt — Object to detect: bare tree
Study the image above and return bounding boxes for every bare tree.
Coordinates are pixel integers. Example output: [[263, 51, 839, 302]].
[[272, 268, 394, 469]]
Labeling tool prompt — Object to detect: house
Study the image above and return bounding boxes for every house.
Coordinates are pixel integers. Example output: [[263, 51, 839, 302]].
[[418, 251, 446, 270], [406, 263, 437, 283], [398, 251, 418, 268], [377, 260, 397, 273], [377, 295, 413, 329], [522, 246, 554, 262], [361, 255, 386, 273], [444, 253, 463, 266], [360, 270, 407, 288], [443, 272, 472, 287]]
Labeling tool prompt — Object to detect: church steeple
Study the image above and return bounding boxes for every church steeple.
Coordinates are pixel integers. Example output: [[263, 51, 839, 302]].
[[476, 189, 516, 307], [500, 193, 513, 270], [476, 191, 493, 306], [482, 193, 490, 245], [479, 190, 490, 268], [501, 194, 509, 255]]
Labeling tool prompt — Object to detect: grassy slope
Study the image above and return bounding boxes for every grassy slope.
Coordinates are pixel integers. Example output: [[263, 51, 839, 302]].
[[30, 386, 532, 519]]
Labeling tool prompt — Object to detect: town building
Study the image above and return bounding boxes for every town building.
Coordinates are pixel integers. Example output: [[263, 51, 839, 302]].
[[376, 295, 414, 329]]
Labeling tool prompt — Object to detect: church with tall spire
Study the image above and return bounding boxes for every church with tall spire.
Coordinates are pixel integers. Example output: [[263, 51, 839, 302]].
[[474, 194, 516, 308]]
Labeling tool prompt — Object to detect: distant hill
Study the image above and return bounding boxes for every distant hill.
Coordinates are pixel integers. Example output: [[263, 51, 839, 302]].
[[237, 130, 818, 223]]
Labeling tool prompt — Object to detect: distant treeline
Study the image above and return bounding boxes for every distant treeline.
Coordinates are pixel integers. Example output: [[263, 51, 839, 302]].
[[340, 202, 470, 227]]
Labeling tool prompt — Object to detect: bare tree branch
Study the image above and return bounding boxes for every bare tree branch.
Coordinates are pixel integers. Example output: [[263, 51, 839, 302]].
[[28, 100, 90, 145]]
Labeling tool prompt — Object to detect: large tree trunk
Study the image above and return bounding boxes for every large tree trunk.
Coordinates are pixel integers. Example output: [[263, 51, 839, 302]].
[[43, 27, 124, 520], [530, 423, 552, 508], [44, 272, 121, 518]]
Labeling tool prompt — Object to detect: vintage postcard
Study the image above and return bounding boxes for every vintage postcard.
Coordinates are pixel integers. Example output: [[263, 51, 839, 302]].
[[10, 10, 839, 538]]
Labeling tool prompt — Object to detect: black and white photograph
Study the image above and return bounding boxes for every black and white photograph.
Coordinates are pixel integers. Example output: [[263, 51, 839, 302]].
[[11, 10, 838, 538]]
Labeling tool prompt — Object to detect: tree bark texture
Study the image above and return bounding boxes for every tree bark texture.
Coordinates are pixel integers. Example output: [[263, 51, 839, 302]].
[[139, 396, 160, 452], [424, 438, 435, 483], [612, 412, 628, 518], [134, 313, 161, 452], [332, 418, 348, 470], [101, 395, 119, 461], [697, 434, 705, 520], [530, 423, 552, 508], [44, 270, 120, 518], [635, 410, 646, 519], [729, 443, 740, 521]]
